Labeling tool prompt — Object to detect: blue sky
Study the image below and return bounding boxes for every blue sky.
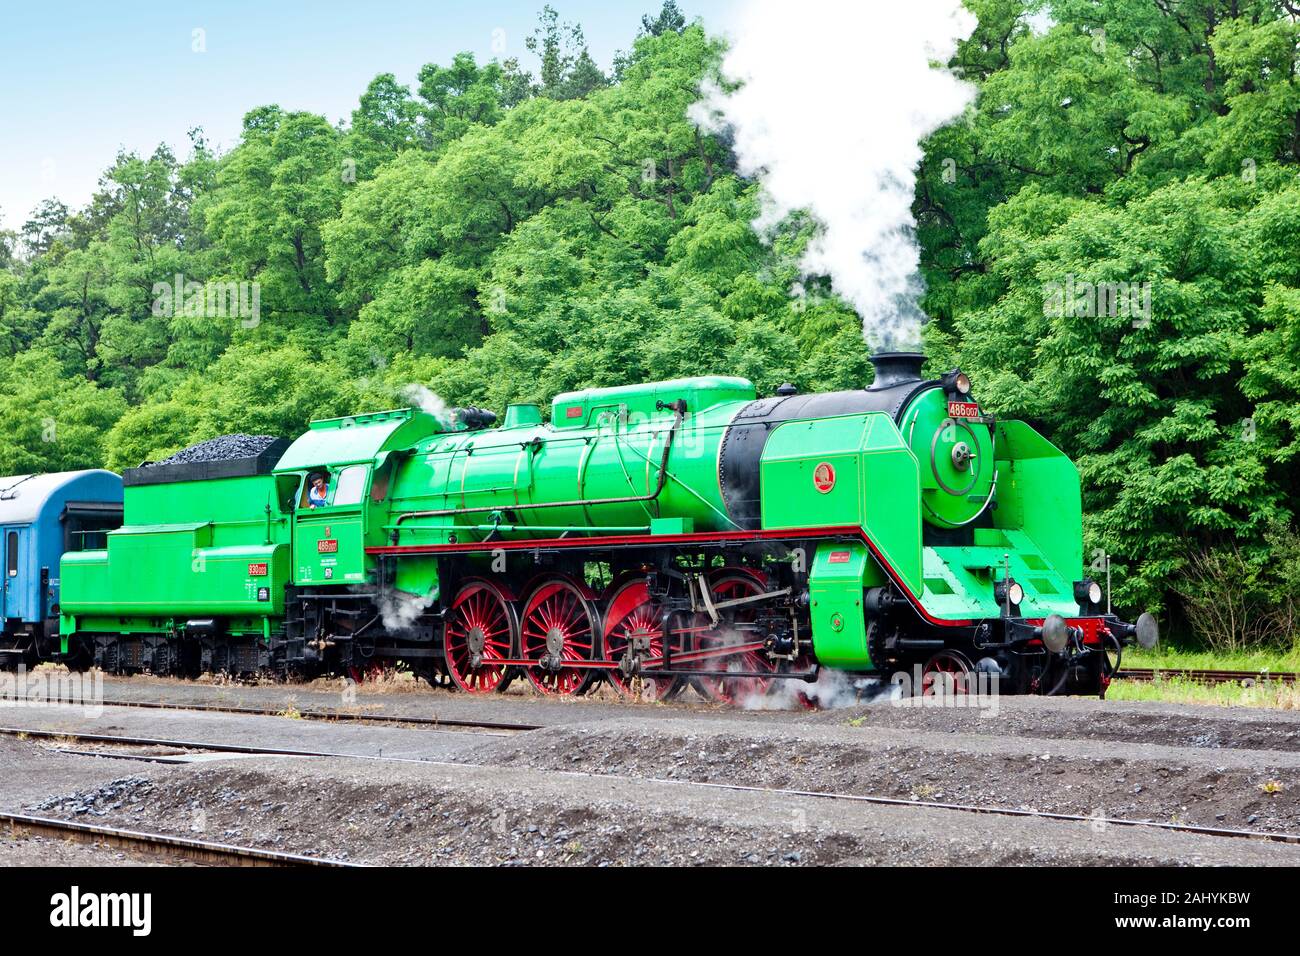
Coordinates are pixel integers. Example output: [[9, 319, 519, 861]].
[[0, 1, 738, 230]]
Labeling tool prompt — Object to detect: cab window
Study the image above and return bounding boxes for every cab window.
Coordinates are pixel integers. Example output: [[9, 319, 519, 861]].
[[331, 466, 368, 506], [276, 474, 300, 513]]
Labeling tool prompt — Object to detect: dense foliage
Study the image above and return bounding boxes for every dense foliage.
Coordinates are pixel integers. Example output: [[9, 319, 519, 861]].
[[2, 1, 1299, 644]]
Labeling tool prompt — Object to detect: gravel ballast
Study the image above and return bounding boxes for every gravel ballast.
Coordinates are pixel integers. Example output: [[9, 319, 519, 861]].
[[24, 758, 1300, 867]]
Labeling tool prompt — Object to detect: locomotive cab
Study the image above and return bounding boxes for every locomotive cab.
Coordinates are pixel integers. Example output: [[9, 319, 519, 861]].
[[274, 409, 442, 588]]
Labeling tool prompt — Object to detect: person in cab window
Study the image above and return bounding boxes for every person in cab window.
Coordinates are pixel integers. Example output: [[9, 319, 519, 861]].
[[308, 473, 329, 509]]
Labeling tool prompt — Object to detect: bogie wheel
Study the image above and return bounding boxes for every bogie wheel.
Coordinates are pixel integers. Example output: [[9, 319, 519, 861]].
[[692, 569, 778, 706], [520, 575, 599, 697], [603, 578, 686, 701], [920, 649, 973, 696], [62, 637, 94, 674], [444, 578, 518, 694]]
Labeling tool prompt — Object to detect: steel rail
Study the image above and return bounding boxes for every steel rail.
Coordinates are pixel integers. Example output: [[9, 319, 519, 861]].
[[1117, 668, 1299, 686], [653, 777, 1300, 846], [0, 692, 542, 733], [0, 726, 436, 764], [0, 810, 361, 866], [90, 697, 542, 733]]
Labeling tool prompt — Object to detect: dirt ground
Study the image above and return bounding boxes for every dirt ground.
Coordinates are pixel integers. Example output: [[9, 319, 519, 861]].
[[19, 752, 1300, 867], [4, 676, 1300, 866]]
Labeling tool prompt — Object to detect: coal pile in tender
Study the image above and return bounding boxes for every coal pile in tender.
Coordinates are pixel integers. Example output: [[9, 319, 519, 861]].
[[149, 434, 282, 467]]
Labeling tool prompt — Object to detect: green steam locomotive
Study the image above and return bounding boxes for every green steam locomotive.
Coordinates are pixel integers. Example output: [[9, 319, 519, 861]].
[[52, 352, 1156, 700]]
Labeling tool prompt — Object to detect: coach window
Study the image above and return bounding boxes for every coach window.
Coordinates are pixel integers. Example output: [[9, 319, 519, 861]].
[[6, 532, 17, 577], [331, 465, 368, 507]]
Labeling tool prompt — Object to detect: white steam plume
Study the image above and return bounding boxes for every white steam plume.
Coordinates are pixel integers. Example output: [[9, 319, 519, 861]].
[[399, 384, 454, 428], [694, 1, 976, 350]]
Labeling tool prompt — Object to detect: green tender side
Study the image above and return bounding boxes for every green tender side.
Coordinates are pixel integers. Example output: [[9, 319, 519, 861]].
[[60, 473, 293, 640]]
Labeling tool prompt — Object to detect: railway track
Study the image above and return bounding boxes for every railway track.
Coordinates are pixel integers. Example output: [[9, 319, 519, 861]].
[[0, 810, 360, 866], [95, 696, 542, 733], [1117, 668, 1300, 686], [7, 725, 1299, 851], [668, 778, 1300, 846], [0, 691, 542, 734], [0, 726, 442, 764]]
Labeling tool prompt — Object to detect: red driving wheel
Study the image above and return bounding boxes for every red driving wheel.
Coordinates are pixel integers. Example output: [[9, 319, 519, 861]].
[[921, 649, 973, 696], [692, 569, 778, 705], [520, 576, 599, 697], [444, 579, 517, 694], [603, 578, 686, 701]]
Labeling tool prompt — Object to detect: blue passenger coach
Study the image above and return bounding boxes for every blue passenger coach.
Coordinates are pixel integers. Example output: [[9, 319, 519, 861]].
[[0, 470, 123, 667]]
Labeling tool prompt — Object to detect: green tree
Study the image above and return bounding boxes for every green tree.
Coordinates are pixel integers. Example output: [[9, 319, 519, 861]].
[[642, 1, 687, 37], [0, 349, 126, 472], [526, 5, 609, 100]]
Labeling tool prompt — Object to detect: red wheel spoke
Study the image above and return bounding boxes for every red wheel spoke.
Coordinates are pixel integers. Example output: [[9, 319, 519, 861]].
[[602, 579, 683, 701]]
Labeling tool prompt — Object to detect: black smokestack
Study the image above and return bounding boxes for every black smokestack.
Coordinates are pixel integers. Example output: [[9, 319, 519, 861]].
[[868, 351, 926, 390]]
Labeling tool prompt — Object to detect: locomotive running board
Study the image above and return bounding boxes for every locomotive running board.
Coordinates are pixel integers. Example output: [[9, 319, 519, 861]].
[[366, 526, 973, 629]]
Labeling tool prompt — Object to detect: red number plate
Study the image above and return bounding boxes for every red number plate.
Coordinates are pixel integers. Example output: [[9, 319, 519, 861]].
[[948, 401, 980, 419], [247, 563, 268, 577], [828, 550, 852, 564], [317, 539, 338, 554]]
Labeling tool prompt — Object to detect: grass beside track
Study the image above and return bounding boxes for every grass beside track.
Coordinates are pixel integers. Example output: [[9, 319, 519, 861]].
[[1113, 643, 1300, 708], [1107, 676, 1300, 709], [1122, 645, 1300, 673]]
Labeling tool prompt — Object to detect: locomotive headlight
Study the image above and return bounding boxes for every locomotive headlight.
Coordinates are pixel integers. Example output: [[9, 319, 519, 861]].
[[941, 369, 972, 396], [1073, 578, 1103, 608], [994, 579, 1024, 608]]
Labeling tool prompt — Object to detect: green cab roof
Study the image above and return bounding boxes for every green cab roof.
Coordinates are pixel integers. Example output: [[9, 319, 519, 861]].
[[274, 408, 442, 472]]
